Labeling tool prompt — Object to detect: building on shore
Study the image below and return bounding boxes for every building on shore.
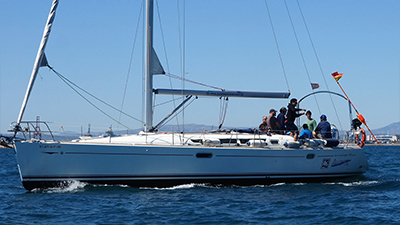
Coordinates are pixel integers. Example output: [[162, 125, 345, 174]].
[[366, 134, 399, 144]]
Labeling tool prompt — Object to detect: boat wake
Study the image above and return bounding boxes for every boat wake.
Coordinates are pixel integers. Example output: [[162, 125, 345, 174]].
[[324, 180, 379, 187], [31, 180, 88, 193], [30, 180, 389, 193], [140, 183, 212, 190]]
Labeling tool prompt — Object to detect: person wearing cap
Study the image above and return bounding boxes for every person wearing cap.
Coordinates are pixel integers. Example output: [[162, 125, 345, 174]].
[[286, 98, 306, 131], [267, 109, 280, 133], [314, 114, 332, 139]]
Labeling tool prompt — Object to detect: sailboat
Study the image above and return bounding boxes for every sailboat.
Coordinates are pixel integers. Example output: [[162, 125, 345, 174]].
[[9, 0, 368, 191]]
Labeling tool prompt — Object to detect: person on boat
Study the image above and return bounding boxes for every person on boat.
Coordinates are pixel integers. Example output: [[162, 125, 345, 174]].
[[287, 130, 299, 141], [313, 114, 332, 139], [259, 116, 268, 129], [299, 124, 313, 139], [267, 109, 280, 133], [304, 110, 317, 132], [258, 124, 268, 134], [286, 98, 306, 131], [277, 107, 287, 134], [294, 131, 299, 141]]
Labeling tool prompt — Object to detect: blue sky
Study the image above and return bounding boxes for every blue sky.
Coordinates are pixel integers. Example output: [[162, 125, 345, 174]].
[[0, 0, 399, 135]]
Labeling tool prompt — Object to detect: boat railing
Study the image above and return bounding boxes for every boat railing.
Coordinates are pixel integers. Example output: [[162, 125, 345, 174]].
[[345, 128, 363, 146], [193, 129, 272, 148], [9, 121, 55, 141]]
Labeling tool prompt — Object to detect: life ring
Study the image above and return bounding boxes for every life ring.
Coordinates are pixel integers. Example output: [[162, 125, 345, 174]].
[[355, 128, 366, 147]]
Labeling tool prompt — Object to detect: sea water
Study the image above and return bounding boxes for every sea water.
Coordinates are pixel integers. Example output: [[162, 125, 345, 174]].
[[0, 145, 399, 224]]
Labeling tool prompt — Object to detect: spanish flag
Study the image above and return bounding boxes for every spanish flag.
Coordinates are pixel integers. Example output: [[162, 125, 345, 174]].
[[332, 71, 343, 82]]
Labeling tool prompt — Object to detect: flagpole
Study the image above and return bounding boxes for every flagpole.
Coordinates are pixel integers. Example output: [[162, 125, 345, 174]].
[[332, 72, 379, 143]]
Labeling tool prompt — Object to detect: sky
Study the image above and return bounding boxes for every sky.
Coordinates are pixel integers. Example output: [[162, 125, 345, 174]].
[[0, 0, 399, 135]]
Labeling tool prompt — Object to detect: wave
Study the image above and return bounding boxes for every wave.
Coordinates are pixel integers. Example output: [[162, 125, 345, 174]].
[[139, 182, 310, 190], [140, 183, 213, 190], [323, 180, 380, 187], [31, 180, 88, 193], [28, 179, 397, 193]]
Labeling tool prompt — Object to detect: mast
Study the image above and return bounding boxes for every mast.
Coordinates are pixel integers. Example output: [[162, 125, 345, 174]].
[[16, 0, 59, 126], [144, 0, 154, 132]]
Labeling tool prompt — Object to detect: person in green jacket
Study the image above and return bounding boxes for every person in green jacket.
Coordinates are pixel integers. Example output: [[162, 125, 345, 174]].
[[304, 110, 317, 132]]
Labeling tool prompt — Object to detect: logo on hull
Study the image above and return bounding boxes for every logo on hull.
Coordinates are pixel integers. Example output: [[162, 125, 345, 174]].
[[321, 158, 331, 169]]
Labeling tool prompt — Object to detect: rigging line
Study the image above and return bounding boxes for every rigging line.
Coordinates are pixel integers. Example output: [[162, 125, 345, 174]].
[[283, 0, 321, 115], [155, 0, 180, 130], [48, 66, 145, 126], [152, 92, 156, 124], [176, 0, 186, 134], [51, 69, 136, 131], [296, 0, 344, 131], [219, 97, 229, 129], [263, 0, 290, 92], [218, 97, 224, 128], [157, 97, 196, 130], [221, 98, 226, 126], [155, 0, 170, 73], [117, 0, 144, 131], [164, 73, 224, 90], [219, 97, 223, 126], [183, 0, 186, 135], [141, 0, 146, 130], [223, 97, 229, 126], [154, 96, 184, 107]]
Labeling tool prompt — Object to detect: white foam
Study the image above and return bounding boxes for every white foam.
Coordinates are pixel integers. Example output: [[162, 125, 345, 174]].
[[91, 184, 130, 188], [293, 183, 306, 186], [140, 183, 211, 190], [324, 180, 379, 187], [32, 180, 88, 193], [339, 180, 379, 186], [269, 182, 286, 187]]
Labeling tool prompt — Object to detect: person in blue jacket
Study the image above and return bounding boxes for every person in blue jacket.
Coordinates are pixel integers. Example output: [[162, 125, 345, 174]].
[[314, 114, 332, 139], [299, 124, 313, 139]]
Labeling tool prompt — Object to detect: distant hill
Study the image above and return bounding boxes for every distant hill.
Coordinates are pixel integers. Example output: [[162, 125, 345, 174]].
[[372, 122, 400, 135]]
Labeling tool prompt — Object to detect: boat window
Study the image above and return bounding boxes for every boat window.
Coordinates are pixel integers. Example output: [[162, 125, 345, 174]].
[[190, 139, 202, 143], [196, 153, 213, 158], [306, 154, 315, 159], [270, 139, 279, 144]]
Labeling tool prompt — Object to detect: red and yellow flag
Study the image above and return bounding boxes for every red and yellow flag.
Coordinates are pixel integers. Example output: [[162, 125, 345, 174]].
[[331, 71, 343, 82]]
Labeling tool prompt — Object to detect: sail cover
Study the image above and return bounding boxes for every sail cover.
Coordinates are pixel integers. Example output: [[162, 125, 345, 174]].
[[152, 48, 165, 75], [154, 89, 290, 99]]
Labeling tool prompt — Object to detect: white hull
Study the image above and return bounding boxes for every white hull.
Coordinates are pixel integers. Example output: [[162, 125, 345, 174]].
[[14, 133, 368, 190]]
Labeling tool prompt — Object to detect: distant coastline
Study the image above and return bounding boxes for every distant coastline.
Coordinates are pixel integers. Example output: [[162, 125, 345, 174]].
[[365, 143, 400, 146]]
